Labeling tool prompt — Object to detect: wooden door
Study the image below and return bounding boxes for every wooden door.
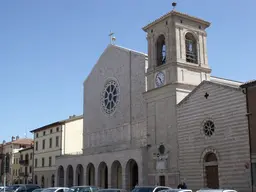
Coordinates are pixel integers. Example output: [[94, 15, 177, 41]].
[[205, 165, 219, 189]]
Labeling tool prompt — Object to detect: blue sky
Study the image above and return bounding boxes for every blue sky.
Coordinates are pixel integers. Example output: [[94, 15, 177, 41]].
[[0, 0, 255, 142]]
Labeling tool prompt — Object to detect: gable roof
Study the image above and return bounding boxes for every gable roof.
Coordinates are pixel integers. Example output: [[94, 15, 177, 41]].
[[240, 80, 256, 88], [177, 80, 241, 107], [83, 44, 147, 85], [143, 10, 210, 31]]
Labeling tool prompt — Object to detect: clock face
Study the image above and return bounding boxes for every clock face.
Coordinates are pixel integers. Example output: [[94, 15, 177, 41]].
[[155, 71, 165, 87]]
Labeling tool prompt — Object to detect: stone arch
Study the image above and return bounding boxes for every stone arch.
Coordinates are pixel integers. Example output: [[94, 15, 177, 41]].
[[76, 164, 84, 186], [51, 174, 55, 187], [203, 152, 219, 189], [57, 166, 64, 187], [200, 147, 220, 163], [125, 159, 138, 191], [156, 34, 166, 66], [66, 165, 74, 187], [111, 160, 122, 188], [86, 163, 95, 185], [41, 176, 45, 188], [98, 162, 108, 188], [185, 32, 198, 64]]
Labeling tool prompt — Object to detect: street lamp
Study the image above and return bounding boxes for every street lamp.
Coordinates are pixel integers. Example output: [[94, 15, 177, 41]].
[[3, 154, 6, 192]]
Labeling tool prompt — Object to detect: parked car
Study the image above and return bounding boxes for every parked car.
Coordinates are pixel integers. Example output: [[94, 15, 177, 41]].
[[196, 189, 237, 192], [67, 186, 99, 192], [6, 184, 40, 192], [42, 188, 69, 192], [159, 189, 192, 192], [97, 189, 127, 192], [131, 186, 172, 192], [32, 189, 45, 192]]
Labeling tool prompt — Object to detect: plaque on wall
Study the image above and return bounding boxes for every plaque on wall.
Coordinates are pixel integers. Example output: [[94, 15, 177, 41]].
[[156, 160, 167, 170]]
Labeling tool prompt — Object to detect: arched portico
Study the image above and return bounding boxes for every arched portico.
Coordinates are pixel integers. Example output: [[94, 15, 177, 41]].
[[98, 162, 108, 188], [86, 163, 95, 185], [66, 165, 74, 187], [126, 159, 138, 191], [76, 164, 84, 186], [57, 166, 64, 187], [111, 160, 122, 188]]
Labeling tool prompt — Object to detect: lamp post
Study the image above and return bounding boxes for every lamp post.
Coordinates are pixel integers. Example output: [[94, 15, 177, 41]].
[[3, 154, 6, 192]]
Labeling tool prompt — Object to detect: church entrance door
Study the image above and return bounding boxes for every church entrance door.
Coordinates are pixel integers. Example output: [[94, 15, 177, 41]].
[[204, 152, 219, 189]]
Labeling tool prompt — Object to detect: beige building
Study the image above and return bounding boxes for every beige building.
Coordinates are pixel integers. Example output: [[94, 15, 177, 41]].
[[30, 115, 83, 188], [12, 151, 20, 184], [19, 147, 34, 184], [55, 9, 252, 192], [0, 137, 33, 185]]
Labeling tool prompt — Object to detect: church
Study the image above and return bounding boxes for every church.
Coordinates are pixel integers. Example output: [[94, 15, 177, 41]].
[[55, 9, 252, 192]]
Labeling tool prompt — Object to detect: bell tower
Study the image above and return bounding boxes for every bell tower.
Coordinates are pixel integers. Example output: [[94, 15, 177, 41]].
[[143, 9, 211, 102], [143, 8, 211, 186]]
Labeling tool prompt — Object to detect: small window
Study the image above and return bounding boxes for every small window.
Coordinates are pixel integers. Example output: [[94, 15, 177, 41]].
[[49, 138, 52, 148], [43, 131, 46, 136], [49, 157, 52, 167], [56, 127, 59, 132], [56, 136, 59, 147], [36, 133, 39, 138], [50, 129, 53, 134], [42, 158, 45, 167], [35, 141, 38, 151], [42, 140, 45, 149], [29, 166, 32, 173], [35, 159, 38, 168]]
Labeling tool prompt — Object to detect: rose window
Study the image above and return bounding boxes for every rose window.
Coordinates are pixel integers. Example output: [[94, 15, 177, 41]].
[[101, 79, 120, 115], [203, 120, 215, 137]]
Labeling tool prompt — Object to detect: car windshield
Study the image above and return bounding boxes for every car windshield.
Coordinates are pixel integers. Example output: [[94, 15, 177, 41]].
[[67, 187, 93, 192], [131, 187, 155, 192]]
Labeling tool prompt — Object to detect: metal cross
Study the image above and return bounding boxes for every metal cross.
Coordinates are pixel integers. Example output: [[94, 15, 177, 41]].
[[204, 92, 209, 99], [109, 31, 115, 44]]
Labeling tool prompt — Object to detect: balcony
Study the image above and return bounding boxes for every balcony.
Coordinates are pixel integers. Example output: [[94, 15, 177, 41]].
[[19, 172, 24, 176], [19, 159, 29, 165]]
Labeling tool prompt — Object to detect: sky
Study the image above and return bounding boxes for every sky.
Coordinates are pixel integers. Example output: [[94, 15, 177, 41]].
[[0, 0, 255, 142]]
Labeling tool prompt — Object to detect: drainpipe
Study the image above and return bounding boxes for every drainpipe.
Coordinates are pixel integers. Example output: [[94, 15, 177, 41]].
[[242, 87, 254, 192]]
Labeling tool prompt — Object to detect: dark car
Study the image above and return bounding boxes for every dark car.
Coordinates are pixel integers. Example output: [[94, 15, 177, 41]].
[[8, 184, 40, 192]]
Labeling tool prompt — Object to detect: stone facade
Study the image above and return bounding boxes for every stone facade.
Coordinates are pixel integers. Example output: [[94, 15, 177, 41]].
[[177, 81, 250, 192], [55, 10, 252, 192]]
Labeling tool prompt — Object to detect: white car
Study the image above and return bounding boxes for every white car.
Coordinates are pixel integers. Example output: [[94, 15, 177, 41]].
[[42, 188, 69, 192], [159, 189, 192, 192], [132, 186, 172, 192], [196, 189, 237, 192]]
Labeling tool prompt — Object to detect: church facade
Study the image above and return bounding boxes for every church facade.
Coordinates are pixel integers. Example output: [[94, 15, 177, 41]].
[[54, 10, 252, 192]]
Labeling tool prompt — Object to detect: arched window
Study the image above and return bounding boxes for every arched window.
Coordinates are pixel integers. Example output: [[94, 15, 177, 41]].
[[156, 35, 166, 66], [185, 33, 197, 64]]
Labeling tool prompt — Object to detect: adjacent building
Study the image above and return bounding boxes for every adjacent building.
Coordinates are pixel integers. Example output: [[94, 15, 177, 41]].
[[0, 137, 33, 185], [177, 80, 249, 191], [12, 151, 21, 184], [30, 115, 83, 188], [19, 147, 34, 184], [241, 80, 256, 189], [55, 8, 253, 192]]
